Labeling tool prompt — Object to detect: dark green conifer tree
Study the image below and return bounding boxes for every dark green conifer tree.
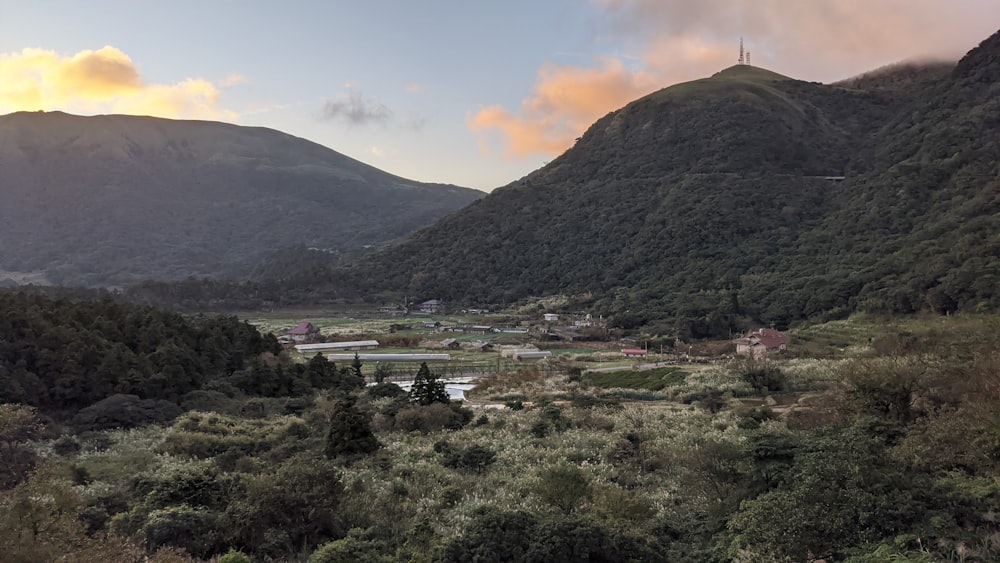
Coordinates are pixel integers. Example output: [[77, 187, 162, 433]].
[[409, 362, 449, 406], [325, 394, 380, 460]]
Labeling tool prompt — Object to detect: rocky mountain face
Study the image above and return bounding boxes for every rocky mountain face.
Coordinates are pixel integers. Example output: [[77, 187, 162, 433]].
[[0, 112, 482, 286]]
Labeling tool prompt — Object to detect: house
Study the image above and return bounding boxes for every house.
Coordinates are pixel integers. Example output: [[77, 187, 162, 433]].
[[733, 328, 790, 358], [419, 321, 441, 329], [472, 341, 494, 352], [622, 348, 647, 358], [441, 338, 460, 349], [378, 304, 407, 317], [543, 313, 559, 322], [287, 322, 321, 343], [420, 299, 444, 314]]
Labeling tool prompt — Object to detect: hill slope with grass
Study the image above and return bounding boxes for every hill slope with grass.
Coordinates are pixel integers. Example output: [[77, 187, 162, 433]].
[[0, 111, 482, 286]]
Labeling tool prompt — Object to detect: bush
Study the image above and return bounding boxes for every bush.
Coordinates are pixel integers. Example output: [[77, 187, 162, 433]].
[[733, 360, 787, 395], [52, 435, 81, 456], [179, 390, 233, 414], [366, 382, 407, 400], [393, 402, 472, 433], [440, 443, 498, 473], [71, 394, 182, 431], [218, 549, 252, 563], [142, 505, 225, 559]]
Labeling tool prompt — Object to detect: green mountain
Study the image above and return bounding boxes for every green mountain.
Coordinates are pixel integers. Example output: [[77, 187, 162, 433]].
[[0, 112, 482, 287], [346, 31, 999, 335]]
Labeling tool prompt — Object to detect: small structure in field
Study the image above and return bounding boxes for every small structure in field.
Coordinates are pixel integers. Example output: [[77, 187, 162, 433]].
[[733, 328, 790, 358], [472, 341, 495, 352], [622, 348, 647, 358], [327, 353, 451, 362], [501, 349, 552, 361], [287, 322, 321, 343], [441, 338, 460, 349], [294, 340, 380, 354]]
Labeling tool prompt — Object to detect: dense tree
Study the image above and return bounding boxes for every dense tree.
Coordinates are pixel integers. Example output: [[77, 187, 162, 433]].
[[408, 362, 449, 406], [325, 394, 381, 460]]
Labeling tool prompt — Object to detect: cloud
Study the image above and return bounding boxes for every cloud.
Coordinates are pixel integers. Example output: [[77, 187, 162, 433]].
[[321, 91, 392, 125], [219, 73, 248, 88], [469, 57, 659, 158], [0, 46, 236, 120], [470, 0, 998, 159]]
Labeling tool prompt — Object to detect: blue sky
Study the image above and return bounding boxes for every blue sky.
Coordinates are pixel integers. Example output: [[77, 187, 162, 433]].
[[1, 1, 997, 191]]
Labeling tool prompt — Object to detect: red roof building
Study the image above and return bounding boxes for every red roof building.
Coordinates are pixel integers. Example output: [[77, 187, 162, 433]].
[[287, 321, 321, 343], [622, 348, 647, 357], [733, 328, 790, 358]]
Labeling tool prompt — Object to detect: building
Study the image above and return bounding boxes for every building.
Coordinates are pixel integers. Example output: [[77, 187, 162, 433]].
[[441, 338, 460, 349], [420, 299, 444, 314], [472, 341, 495, 352], [622, 348, 647, 358], [294, 340, 380, 354], [378, 304, 407, 317], [733, 328, 790, 358], [287, 322, 321, 343], [543, 313, 559, 322]]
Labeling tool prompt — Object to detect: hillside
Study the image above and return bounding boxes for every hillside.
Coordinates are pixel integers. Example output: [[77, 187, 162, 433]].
[[340, 31, 999, 336], [0, 112, 482, 286]]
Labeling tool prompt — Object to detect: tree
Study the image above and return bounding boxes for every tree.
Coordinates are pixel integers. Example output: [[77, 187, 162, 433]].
[[0, 404, 42, 489], [533, 464, 593, 515], [408, 362, 449, 406], [325, 395, 381, 460]]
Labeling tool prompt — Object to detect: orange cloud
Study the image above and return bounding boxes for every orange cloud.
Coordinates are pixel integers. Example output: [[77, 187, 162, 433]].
[[469, 57, 659, 158], [472, 0, 996, 160], [0, 46, 236, 120]]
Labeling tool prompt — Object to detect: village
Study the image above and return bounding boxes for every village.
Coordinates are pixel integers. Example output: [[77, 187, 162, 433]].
[[265, 298, 792, 387]]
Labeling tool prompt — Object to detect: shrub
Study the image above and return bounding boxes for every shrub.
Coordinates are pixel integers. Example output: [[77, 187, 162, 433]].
[[71, 394, 182, 431], [393, 402, 471, 433], [52, 435, 82, 456], [366, 382, 407, 400], [441, 444, 498, 473], [533, 464, 593, 514], [218, 549, 252, 563], [142, 505, 225, 559], [733, 360, 787, 395]]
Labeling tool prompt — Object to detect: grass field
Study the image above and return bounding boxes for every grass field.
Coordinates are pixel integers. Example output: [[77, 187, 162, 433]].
[[582, 366, 688, 391]]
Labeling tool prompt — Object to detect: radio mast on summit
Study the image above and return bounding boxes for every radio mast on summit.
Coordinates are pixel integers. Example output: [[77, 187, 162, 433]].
[[738, 37, 746, 65]]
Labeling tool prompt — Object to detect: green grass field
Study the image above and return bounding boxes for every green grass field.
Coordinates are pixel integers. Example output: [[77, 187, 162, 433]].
[[582, 366, 688, 391]]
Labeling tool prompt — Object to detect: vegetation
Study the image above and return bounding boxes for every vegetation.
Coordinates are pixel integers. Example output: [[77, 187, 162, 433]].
[[116, 31, 995, 338], [582, 366, 687, 391], [3, 286, 999, 561], [0, 111, 482, 287]]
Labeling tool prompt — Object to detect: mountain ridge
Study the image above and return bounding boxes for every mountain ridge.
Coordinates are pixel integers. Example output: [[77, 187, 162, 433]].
[[0, 111, 483, 286], [323, 30, 999, 335]]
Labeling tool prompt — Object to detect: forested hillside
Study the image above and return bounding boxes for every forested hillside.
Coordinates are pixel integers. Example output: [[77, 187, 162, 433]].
[[0, 112, 482, 287], [336, 30, 999, 336], [0, 292, 366, 424]]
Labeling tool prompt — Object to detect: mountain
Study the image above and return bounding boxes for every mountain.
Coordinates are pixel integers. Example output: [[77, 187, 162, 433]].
[[340, 30, 999, 335], [0, 112, 482, 286]]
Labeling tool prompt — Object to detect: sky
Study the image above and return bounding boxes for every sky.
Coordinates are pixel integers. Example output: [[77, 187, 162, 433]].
[[1, 1, 997, 192]]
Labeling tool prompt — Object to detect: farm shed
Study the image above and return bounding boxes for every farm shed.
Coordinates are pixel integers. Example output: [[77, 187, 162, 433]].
[[294, 340, 380, 354]]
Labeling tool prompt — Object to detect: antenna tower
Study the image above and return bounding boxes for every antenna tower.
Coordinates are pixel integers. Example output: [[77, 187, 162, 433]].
[[738, 37, 745, 65], [746, 51, 751, 66]]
